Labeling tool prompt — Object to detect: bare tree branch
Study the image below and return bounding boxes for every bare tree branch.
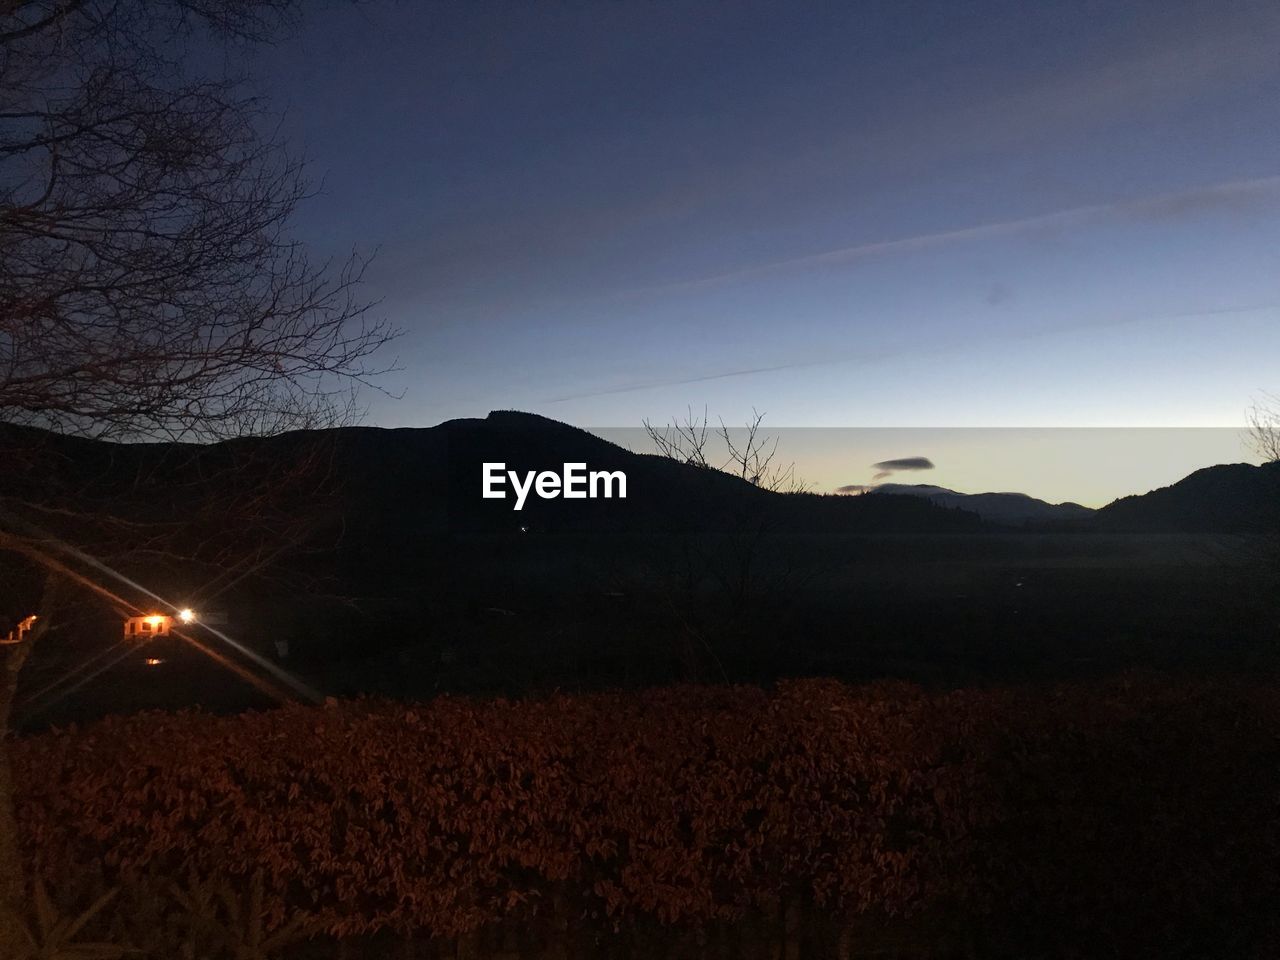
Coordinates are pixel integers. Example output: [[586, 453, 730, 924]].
[[643, 406, 712, 469], [1, 0, 398, 443], [0, 1, 397, 937], [1247, 392, 1280, 463], [645, 408, 809, 493]]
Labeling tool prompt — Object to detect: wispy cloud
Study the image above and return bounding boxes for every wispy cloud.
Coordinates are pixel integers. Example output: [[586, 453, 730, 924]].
[[543, 357, 843, 403], [542, 301, 1278, 403], [624, 176, 1280, 299]]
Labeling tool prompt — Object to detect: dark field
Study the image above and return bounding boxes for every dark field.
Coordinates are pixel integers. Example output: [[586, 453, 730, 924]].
[[12, 497, 1277, 958], [21, 529, 1277, 729]]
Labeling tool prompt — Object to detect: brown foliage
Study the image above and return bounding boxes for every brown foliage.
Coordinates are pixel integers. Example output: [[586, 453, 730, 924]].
[[10, 677, 1280, 952]]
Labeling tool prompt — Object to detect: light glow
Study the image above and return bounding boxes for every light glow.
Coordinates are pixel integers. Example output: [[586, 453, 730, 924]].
[[177, 608, 196, 624]]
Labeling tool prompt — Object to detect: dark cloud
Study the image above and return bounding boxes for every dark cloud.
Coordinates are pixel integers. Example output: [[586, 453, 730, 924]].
[[874, 456, 934, 471], [871, 456, 935, 481]]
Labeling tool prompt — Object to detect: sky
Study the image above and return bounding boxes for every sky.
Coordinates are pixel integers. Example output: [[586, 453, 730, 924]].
[[249, 0, 1279, 503]]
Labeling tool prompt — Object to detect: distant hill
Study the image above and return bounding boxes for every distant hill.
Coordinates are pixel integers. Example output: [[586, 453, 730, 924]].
[[7, 415, 1276, 558], [313, 411, 986, 590], [6, 413, 1279, 724], [866, 483, 1095, 526], [1094, 460, 1280, 533], [0, 411, 987, 597]]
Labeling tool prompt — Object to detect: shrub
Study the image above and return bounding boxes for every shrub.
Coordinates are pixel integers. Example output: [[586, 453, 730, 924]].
[[12, 676, 1280, 954]]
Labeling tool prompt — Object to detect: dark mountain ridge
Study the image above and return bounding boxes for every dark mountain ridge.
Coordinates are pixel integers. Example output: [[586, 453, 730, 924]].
[[5, 413, 1278, 726], [1095, 460, 1280, 533], [6, 413, 1276, 553], [866, 483, 1095, 525], [0, 411, 986, 596]]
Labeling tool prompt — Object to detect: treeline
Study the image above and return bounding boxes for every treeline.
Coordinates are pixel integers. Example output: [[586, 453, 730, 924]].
[[13, 677, 1280, 957]]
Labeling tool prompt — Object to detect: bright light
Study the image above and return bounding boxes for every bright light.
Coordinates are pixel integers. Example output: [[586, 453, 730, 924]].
[[144, 657, 163, 666], [144, 615, 165, 626], [177, 608, 196, 624]]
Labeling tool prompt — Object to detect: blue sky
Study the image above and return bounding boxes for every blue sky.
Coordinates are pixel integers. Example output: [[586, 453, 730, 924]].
[[249, 0, 1279, 500]]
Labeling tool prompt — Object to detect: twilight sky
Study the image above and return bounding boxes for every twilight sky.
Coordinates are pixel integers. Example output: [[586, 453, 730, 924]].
[[250, 0, 1278, 502]]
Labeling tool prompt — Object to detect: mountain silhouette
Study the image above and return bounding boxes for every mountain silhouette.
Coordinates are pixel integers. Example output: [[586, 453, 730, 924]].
[[1095, 460, 1280, 533], [313, 411, 987, 591], [5, 413, 1279, 724], [6, 414, 1276, 560], [0, 411, 986, 598], [865, 483, 1095, 525]]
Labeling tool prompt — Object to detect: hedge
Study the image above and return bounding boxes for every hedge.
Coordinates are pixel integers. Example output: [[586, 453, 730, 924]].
[[12, 676, 1280, 953]]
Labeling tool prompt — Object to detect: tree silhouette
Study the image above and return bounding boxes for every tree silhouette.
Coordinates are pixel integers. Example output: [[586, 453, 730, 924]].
[[643, 408, 806, 493], [1247, 392, 1280, 463], [642, 409, 810, 680], [0, 0, 396, 941]]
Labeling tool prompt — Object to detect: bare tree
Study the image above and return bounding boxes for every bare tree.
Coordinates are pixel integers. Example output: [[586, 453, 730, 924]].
[[643, 408, 808, 493], [720, 411, 808, 493], [642, 409, 810, 680], [0, 0, 396, 941], [1, 0, 394, 443], [1247, 392, 1280, 463], [644, 406, 713, 470]]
